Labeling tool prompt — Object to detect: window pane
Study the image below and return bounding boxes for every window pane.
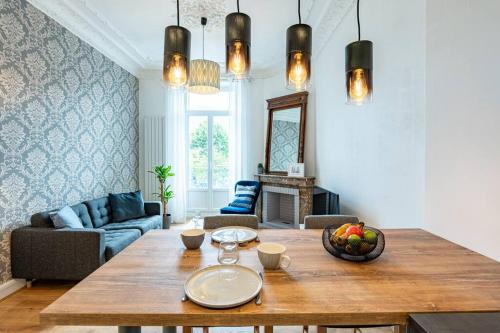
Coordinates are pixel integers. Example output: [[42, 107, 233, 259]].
[[188, 91, 230, 111], [189, 116, 208, 189], [213, 116, 230, 189]]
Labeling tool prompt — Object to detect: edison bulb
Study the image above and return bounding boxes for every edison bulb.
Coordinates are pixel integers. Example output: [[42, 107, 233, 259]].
[[164, 54, 188, 87], [227, 41, 248, 77], [286, 51, 310, 91], [347, 68, 372, 105]]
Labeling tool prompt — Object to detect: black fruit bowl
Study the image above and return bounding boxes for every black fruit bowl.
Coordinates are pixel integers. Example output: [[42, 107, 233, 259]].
[[322, 226, 385, 262]]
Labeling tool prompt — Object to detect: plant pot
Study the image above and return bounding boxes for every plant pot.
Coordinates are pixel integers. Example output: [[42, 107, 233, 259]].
[[162, 214, 172, 229], [257, 164, 264, 174]]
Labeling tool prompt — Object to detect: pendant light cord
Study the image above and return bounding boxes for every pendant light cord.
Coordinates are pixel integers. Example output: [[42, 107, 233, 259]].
[[357, 0, 361, 41], [202, 22, 205, 59], [298, 0, 302, 24], [176, 0, 180, 26], [237, 0, 240, 13]]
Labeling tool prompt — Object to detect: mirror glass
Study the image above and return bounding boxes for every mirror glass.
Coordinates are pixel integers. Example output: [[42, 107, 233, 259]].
[[269, 107, 301, 172]]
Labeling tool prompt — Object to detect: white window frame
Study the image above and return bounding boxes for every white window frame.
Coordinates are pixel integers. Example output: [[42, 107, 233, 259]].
[[185, 90, 232, 215]]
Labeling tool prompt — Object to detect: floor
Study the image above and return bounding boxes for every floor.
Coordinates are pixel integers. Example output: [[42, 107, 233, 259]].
[[0, 222, 393, 333]]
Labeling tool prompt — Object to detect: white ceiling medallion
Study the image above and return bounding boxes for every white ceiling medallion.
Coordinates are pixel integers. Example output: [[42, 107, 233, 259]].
[[173, 0, 226, 31]]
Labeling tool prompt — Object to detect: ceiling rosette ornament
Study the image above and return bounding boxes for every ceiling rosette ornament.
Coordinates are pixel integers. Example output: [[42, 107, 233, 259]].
[[171, 0, 226, 31]]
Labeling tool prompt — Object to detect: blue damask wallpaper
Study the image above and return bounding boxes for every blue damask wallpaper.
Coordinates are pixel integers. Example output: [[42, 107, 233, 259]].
[[0, 0, 139, 284], [270, 120, 300, 171]]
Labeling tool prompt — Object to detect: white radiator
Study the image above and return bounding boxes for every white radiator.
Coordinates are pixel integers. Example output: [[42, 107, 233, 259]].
[[143, 116, 166, 201]]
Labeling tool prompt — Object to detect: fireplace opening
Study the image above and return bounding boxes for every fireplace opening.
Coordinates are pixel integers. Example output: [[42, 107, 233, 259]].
[[262, 186, 299, 229]]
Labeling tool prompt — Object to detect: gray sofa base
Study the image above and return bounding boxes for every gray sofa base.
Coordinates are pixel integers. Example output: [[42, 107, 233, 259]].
[[11, 198, 161, 281]]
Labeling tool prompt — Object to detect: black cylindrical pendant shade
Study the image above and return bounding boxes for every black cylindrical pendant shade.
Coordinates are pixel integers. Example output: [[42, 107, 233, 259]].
[[163, 25, 191, 87], [345, 40, 373, 105], [286, 24, 312, 91], [225, 12, 251, 78]]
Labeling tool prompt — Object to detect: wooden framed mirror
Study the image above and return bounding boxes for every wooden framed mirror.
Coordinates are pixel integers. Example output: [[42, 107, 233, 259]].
[[264, 92, 308, 175]]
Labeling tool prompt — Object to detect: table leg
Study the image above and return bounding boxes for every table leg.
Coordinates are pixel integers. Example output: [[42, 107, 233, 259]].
[[394, 324, 408, 333], [118, 327, 141, 333], [317, 326, 326, 333], [162, 327, 177, 333], [264, 326, 273, 333]]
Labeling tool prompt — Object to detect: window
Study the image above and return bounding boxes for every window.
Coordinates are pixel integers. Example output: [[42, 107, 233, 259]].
[[186, 84, 232, 214]]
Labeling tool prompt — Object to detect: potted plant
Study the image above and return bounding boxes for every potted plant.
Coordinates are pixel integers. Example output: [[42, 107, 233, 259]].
[[257, 163, 264, 174], [149, 164, 175, 229]]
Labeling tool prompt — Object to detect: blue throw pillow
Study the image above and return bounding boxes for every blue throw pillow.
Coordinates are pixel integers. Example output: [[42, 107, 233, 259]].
[[49, 205, 84, 229], [109, 190, 146, 222], [229, 185, 257, 209]]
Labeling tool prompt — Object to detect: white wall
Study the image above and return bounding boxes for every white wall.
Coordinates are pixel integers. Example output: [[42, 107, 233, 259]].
[[425, 0, 500, 261], [313, 0, 426, 228], [138, 70, 167, 193]]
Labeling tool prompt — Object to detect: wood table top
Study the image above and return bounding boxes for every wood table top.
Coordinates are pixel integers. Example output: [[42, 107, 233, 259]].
[[40, 229, 500, 327]]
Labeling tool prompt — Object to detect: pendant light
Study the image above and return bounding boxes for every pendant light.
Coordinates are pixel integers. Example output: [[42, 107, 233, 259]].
[[286, 0, 312, 92], [189, 17, 220, 94], [225, 0, 251, 79], [163, 0, 191, 87], [345, 0, 373, 105]]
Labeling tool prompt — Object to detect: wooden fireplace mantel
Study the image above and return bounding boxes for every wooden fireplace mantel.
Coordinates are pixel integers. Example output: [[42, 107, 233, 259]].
[[255, 174, 316, 228]]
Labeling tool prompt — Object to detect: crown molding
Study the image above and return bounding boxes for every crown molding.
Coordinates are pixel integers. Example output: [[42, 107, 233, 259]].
[[311, 0, 355, 57], [27, 0, 146, 76], [27, 0, 354, 78]]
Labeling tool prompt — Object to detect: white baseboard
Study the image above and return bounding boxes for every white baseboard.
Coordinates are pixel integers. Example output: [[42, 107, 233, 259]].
[[0, 279, 26, 301]]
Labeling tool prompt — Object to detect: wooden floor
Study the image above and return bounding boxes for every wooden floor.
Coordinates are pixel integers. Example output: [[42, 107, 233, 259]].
[[0, 281, 392, 333]]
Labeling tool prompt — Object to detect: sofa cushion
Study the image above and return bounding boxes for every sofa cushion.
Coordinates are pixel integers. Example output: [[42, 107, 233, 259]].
[[220, 205, 252, 214], [50, 206, 84, 229], [31, 204, 93, 228], [84, 197, 112, 228], [109, 191, 146, 222], [99, 215, 162, 235], [104, 229, 141, 261]]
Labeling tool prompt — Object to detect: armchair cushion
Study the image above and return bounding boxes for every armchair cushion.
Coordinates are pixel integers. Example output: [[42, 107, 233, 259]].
[[109, 191, 146, 222], [229, 185, 257, 209], [220, 206, 252, 214]]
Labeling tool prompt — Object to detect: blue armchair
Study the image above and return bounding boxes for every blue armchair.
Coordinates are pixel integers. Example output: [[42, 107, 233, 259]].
[[220, 180, 261, 215]]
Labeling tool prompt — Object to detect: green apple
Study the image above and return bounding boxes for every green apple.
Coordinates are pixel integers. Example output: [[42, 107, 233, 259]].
[[363, 230, 378, 244], [347, 234, 362, 248]]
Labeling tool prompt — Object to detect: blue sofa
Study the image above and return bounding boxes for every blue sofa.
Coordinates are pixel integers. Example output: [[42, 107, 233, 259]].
[[11, 196, 161, 281], [220, 180, 261, 215]]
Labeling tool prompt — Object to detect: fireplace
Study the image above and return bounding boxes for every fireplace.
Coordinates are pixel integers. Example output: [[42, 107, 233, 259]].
[[262, 186, 299, 227], [255, 174, 315, 228]]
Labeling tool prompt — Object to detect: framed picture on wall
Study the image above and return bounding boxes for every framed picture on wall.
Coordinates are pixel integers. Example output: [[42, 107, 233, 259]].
[[288, 163, 305, 177]]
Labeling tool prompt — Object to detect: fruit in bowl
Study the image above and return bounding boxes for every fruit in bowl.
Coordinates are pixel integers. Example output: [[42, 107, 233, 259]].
[[330, 222, 378, 256]]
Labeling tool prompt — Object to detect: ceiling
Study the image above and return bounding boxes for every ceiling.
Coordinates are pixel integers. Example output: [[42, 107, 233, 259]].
[[28, 0, 354, 77]]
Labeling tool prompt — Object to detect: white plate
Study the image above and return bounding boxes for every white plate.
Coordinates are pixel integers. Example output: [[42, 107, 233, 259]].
[[211, 226, 258, 244], [184, 264, 262, 309]]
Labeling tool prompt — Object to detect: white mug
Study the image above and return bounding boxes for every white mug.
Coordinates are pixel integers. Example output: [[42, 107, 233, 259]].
[[257, 242, 291, 270]]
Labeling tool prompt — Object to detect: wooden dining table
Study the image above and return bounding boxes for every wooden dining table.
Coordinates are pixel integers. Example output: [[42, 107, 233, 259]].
[[40, 229, 500, 332]]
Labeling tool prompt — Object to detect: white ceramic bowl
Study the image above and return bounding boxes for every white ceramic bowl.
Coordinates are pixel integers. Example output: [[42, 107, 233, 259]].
[[181, 229, 205, 249]]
